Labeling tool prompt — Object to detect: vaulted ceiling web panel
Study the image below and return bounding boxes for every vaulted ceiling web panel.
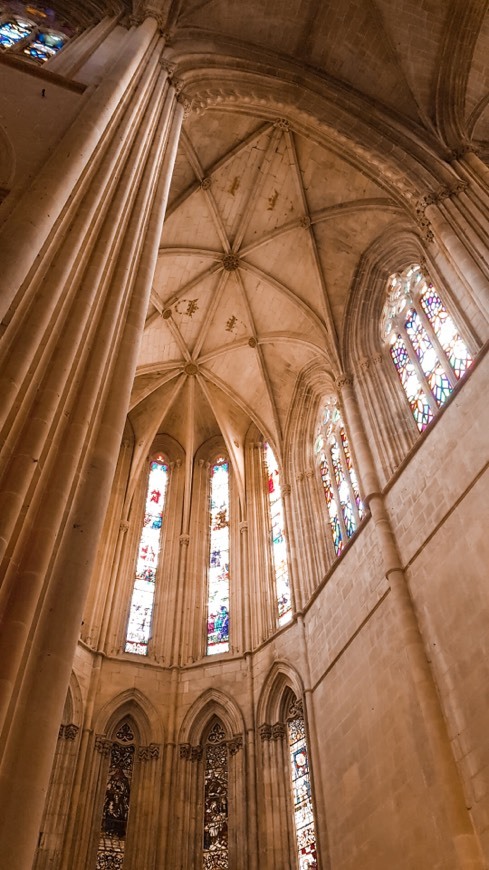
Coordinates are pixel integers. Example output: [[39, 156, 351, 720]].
[[184, 112, 267, 177], [199, 272, 254, 356], [159, 187, 224, 252]]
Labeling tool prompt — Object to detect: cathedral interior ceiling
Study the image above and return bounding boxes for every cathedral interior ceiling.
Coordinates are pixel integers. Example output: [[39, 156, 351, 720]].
[[129, 0, 489, 464]]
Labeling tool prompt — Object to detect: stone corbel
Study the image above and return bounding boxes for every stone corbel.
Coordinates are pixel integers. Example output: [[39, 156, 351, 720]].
[[227, 735, 243, 756]]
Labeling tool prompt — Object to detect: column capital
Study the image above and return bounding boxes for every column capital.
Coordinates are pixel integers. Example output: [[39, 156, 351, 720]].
[[94, 735, 112, 756], [179, 534, 190, 547], [259, 723, 272, 741], [336, 373, 355, 390], [138, 743, 160, 761], [58, 723, 79, 740], [239, 521, 249, 534]]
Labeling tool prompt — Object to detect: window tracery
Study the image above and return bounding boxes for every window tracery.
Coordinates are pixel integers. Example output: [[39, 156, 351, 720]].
[[314, 399, 364, 555], [263, 443, 292, 626], [382, 263, 473, 431], [207, 457, 230, 655], [125, 455, 169, 655], [286, 699, 318, 870], [203, 721, 229, 869], [96, 721, 136, 870], [0, 3, 72, 63]]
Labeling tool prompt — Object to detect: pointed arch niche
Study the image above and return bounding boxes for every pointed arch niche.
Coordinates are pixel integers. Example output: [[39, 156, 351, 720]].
[[257, 663, 320, 870], [71, 692, 163, 870], [174, 690, 246, 870]]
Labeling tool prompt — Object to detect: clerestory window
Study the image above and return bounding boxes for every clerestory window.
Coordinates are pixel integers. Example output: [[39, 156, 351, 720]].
[[0, 4, 71, 63], [206, 457, 230, 655], [263, 443, 292, 626], [382, 264, 473, 432]]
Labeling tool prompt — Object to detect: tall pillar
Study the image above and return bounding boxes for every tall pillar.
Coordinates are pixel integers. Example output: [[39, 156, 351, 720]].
[[338, 375, 484, 870], [0, 16, 184, 867]]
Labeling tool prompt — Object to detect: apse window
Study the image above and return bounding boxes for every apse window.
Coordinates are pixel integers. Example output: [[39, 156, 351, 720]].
[[0, 3, 71, 63], [314, 399, 364, 556], [287, 698, 318, 869], [125, 455, 169, 655], [264, 443, 292, 626], [382, 264, 473, 432], [203, 721, 229, 868], [206, 457, 230, 655], [96, 721, 136, 870]]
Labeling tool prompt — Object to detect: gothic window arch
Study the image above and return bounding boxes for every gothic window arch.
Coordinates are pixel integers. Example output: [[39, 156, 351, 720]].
[[382, 263, 473, 432], [0, 3, 72, 63], [96, 719, 137, 870], [124, 453, 169, 656], [206, 455, 231, 656], [314, 398, 364, 555], [263, 443, 292, 626]]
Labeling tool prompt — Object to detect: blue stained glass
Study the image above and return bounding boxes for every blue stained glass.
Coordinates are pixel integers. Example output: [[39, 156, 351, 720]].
[[207, 459, 230, 655], [264, 444, 292, 625], [330, 438, 356, 538], [0, 17, 34, 47], [23, 29, 66, 61], [125, 457, 168, 655]]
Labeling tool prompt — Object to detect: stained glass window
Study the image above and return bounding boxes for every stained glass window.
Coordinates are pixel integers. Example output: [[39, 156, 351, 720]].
[[0, 4, 70, 62], [287, 699, 318, 870], [314, 399, 364, 556], [125, 456, 168, 655], [382, 264, 473, 431], [203, 721, 229, 870], [207, 458, 230, 656], [96, 722, 136, 870], [263, 444, 292, 626]]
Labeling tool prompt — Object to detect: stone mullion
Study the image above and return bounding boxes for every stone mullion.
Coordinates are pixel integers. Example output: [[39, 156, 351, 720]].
[[324, 445, 349, 546], [0, 46, 167, 727], [397, 321, 439, 413], [279, 482, 297, 619], [336, 426, 361, 527], [0, 75, 183, 870], [338, 374, 485, 870], [240, 522, 252, 652], [183, 458, 208, 663], [230, 469, 243, 655], [249, 443, 274, 644], [152, 461, 180, 664], [308, 466, 336, 578], [415, 303, 458, 388], [294, 473, 317, 603]]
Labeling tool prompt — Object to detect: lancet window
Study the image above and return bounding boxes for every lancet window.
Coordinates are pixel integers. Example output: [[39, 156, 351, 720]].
[[0, 3, 71, 62], [125, 455, 169, 655], [382, 263, 473, 432], [263, 443, 292, 626], [206, 457, 230, 656], [203, 721, 229, 869], [314, 399, 364, 555], [286, 699, 318, 870], [96, 721, 136, 870]]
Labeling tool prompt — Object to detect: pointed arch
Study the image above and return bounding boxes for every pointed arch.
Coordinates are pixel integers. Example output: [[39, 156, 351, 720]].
[[179, 687, 246, 746], [93, 688, 163, 748], [257, 660, 304, 728]]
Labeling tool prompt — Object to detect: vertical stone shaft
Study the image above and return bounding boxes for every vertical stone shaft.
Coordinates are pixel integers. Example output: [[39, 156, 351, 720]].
[[0, 28, 183, 864], [338, 376, 484, 870]]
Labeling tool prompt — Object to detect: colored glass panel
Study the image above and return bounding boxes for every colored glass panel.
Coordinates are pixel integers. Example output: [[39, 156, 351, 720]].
[[23, 28, 65, 61], [318, 451, 343, 555], [339, 427, 364, 519], [203, 722, 228, 870], [96, 723, 135, 870], [264, 443, 292, 625], [0, 17, 33, 47], [390, 337, 433, 431], [405, 309, 452, 406], [288, 706, 317, 870], [125, 457, 168, 655], [330, 437, 356, 538], [207, 459, 230, 655], [420, 287, 473, 379]]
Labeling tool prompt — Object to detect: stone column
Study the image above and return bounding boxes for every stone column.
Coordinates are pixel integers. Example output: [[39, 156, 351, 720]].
[[0, 23, 184, 868], [338, 374, 484, 870]]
